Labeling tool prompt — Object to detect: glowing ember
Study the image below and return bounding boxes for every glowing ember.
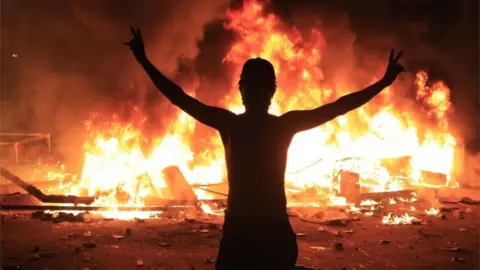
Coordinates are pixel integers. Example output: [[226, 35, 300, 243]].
[[48, 0, 458, 219], [360, 199, 380, 206], [382, 213, 420, 225], [424, 208, 440, 216]]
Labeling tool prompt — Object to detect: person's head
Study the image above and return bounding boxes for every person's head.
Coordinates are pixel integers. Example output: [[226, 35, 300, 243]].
[[238, 57, 277, 113]]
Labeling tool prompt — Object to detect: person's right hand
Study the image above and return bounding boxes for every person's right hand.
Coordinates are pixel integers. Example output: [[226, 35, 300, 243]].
[[382, 49, 404, 85], [125, 27, 146, 61]]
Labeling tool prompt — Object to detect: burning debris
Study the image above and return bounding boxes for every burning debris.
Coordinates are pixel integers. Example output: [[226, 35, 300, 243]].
[[0, 0, 462, 225]]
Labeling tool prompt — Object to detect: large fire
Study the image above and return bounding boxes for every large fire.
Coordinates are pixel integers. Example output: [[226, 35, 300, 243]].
[[53, 0, 457, 219]]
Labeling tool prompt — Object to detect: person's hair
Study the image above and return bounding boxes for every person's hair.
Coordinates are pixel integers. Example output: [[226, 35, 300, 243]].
[[238, 57, 277, 94]]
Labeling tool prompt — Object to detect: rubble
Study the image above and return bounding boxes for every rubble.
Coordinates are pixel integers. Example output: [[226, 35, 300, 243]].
[[334, 243, 344, 251], [205, 257, 216, 264], [0, 167, 95, 205], [82, 241, 97, 248]]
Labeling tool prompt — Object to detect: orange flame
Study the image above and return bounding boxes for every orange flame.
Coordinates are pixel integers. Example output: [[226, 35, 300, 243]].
[[55, 0, 457, 219]]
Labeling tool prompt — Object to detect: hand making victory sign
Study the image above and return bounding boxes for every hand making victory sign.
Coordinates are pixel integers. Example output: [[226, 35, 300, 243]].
[[125, 27, 146, 61], [383, 49, 405, 84]]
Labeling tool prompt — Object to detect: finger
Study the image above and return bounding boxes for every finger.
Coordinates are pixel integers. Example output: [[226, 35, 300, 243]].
[[394, 51, 403, 62], [137, 28, 142, 37], [130, 27, 136, 37], [389, 49, 394, 61]]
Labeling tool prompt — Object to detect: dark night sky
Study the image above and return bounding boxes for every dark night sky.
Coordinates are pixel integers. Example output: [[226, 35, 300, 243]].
[[0, 0, 478, 169]]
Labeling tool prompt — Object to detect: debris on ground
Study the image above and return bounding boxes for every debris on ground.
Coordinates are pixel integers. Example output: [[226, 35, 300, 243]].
[[452, 257, 466, 263], [460, 197, 480, 205], [157, 242, 171, 247], [205, 257, 216, 264], [296, 232, 307, 237], [334, 242, 344, 251], [136, 258, 144, 267], [453, 210, 465, 219], [125, 228, 132, 236], [82, 241, 97, 248], [310, 246, 327, 251], [380, 240, 390, 245], [112, 234, 124, 239], [438, 246, 461, 252]]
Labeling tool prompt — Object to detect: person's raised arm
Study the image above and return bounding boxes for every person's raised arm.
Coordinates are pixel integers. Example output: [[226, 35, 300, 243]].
[[125, 27, 235, 131], [282, 50, 404, 133]]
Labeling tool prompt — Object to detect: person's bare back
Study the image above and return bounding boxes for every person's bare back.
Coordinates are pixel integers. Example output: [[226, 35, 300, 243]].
[[125, 27, 404, 269], [220, 113, 293, 216]]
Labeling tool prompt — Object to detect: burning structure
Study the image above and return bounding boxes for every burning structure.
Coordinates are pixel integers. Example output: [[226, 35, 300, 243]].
[[0, 0, 473, 218]]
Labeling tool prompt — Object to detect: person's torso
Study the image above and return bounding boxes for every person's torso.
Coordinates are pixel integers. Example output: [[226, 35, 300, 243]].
[[219, 114, 294, 217]]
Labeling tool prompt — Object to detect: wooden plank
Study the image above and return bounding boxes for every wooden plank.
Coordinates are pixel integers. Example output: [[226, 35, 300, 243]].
[[0, 167, 95, 205], [161, 166, 198, 201]]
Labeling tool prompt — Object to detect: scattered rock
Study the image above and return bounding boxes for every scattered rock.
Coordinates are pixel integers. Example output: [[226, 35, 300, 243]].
[[135, 218, 145, 223], [82, 241, 97, 248], [380, 240, 390, 245], [74, 247, 82, 253], [296, 233, 307, 237], [157, 242, 171, 247], [310, 246, 327, 251], [112, 234, 124, 239], [344, 230, 354, 234], [205, 257, 216, 264], [452, 257, 466, 263], [440, 214, 447, 220], [83, 231, 92, 237], [459, 228, 467, 232], [200, 229, 209, 233], [334, 242, 344, 251], [331, 230, 342, 237], [136, 258, 144, 267], [126, 228, 132, 236]]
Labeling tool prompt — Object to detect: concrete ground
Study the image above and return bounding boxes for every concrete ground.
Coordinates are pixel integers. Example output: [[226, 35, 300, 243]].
[[1, 202, 478, 270]]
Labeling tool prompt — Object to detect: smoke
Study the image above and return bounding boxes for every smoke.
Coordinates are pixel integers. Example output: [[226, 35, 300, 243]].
[[264, 0, 478, 147], [1, 0, 477, 172], [1, 0, 229, 171]]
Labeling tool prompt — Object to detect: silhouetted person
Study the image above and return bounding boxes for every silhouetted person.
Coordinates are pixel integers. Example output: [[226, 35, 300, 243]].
[[125, 27, 404, 270]]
